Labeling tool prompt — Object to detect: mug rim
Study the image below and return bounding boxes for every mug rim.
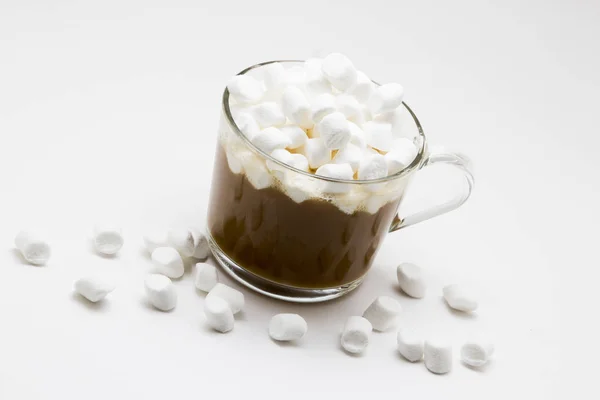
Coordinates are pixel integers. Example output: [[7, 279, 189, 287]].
[[221, 59, 427, 185]]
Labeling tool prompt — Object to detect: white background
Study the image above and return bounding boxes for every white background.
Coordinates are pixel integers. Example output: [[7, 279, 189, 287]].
[[0, 0, 596, 398]]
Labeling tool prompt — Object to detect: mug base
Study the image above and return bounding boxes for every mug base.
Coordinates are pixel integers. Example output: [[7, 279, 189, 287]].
[[206, 230, 364, 303]]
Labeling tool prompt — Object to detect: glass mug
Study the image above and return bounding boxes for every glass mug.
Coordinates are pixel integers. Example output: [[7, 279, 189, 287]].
[[207, 60, 474, 302]]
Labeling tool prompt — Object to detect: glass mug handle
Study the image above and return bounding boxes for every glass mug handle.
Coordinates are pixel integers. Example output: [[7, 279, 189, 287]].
[[389, 148, 475, 231]]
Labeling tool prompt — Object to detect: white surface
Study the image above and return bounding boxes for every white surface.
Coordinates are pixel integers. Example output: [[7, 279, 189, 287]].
[[0, 0, 596, 399]]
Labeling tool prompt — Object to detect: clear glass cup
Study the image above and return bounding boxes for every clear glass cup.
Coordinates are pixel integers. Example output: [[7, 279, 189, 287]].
[[206, 60, 474, 302]]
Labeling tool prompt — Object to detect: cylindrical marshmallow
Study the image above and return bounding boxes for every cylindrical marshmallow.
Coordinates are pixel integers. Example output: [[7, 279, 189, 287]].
[[190, 229, 210, 260], [269, 313, 307, 342], [227, 75, 265, 105], [303, 138, 332, 169], [304, 58, 331, 95], [14, 231, 51, 265], [397, 262, 426, 299], [143, 230, 169, 253], [341, 316, 372, 354], [358, 153, 388, 181], [424, 339, 453, 374], [234, 112, 261, 139], [310, 93, 337, 123], [145, 274, 177, 312], [443, 284, 478, 312], [204, 295, 234, 333], [315, 163, 354, 193], [321, 52, 358, 91], [332, 143, 363, 172], [250, 102, 286, 128], [349, 71, 374, 103], [362, 296, 402, 331], [206, 283, 244, 314], [368, 83, 404, 114], [74, 277, 115, 303], [93, 225, 124, 255], [364, 121, 393, 152], [282, 86, 313, 129], [251, 127, 292, 154], [348, 121, 367, 148], [315, 112, 351, 150], [151, 247, 184, 279], [397, 329, 424, 362], [279, 125, 308, 149], [461, 339, 494, 367], [194, 262, 218, 292], [168, 229, 195, 258]]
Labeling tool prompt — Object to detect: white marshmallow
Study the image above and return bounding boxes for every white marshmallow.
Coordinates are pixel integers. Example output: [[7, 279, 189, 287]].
[[303, 138, 332, 169], [443, 284, 478, 312], [385, 138, 418, 174], [280, 125, 308, 149], [397, 262, 426, 299], [336, 94, 362, 122], [267, 149, 309, 173], [268, 314, 307, 341], [143, 230, 169, 253], [14, 231, 51, 265], [321, 53, 358, 91], [368, 83, 404, 114], [204, 296, 234, 333], [374, 106, 408, 136], [304, 58, 331, 95], [226, 149, 244, 174], [251, 127, 292, 154], [282, 86, 313, 129], [397, 329, 424, 362], [190, 229, 210, 260], [348, 121, 368, 148], [340, 316, 372, 354], [332, 143, 363, 172], [349, 71, 374, 103], [362, 296, 402, 331], [227, 75, 265, 105], [145, 274, 177, 312], [244, 155, 273, 190], [315, 163, 354, 194], [461, 339, 495, 367], [168, 229, 195, 257], [283, 175, 316, 204], [206, 283, 245, 314], [74, 277, 115, 303], [194, 262, 218, 292], [233, 112, 261, 139], [358, 153, 388, 181], [289, 154, 310, 172], [285, 66, 306, 88], [364, 121, 393, 152], [261, 62, 287, 93], [315, 112, 351, 150], [249, 102, 286, 128], [92, 225, 123, 255], [310, 93, 337, 123], [151, 247, 184, 279], [424, 339, 453, 374]]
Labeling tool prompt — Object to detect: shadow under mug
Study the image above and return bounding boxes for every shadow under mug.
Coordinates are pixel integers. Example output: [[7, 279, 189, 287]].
[[206, 60, 474, 303]]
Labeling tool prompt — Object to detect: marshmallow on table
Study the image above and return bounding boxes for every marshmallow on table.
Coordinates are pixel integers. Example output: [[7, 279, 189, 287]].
[[227, 75, 265, 105], [304, 58, 331, 95], [204, 296, 234, 333], [349, 71, 375, 103], [92, 225, 123, 255], [424, 339, 453, 374], [269, 314, 307, 341], [168, 229, 195, 258], [315, 112, 351, 150], [321, 52, 358, 91], [310, 93, 337, 123], [461, 339, 494, 367], [397, 262, 426, 298], [358, 153, 388, 181], [190, 229, 210, 260], [348, 121, 367, 148], [443, 284, 478, 312], [14, 231, 51, 265], [340, 316, 372, 354], [206, 283, 244, 314], [145, 274, 177, 311], [281, 86, 313, 129], [368, 83, 404, 114], [386, 138, 418, 174], [251, 127, 292, 154], [279, 125, 308, 149], [332, 143, 363, 173], [397, 329, 424, 362], [151, 247, 184, 279], [303, 138, 332, 169], [364, 121, 393, 152], [249, 102, 286, 128], [74, 277, 115, 303], [143, 230, 169, 253], [315, 163, 354, 194], [194, 262, 218, 292], [362, 296, 402, 331], [234, 112, 261, 139]]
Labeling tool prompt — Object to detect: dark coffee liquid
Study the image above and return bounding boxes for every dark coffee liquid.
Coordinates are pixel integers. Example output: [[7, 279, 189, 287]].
[[208, 145, 403, 289]]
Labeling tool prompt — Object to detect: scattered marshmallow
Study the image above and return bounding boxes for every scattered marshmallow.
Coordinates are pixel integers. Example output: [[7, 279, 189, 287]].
[[397, 329, 424, 362], [204, 295, 234, 333], [250, 102, 286, 128], [332, 143, 363, 172], [358, 153, 388, 181], [282, 86, 312, 129], [385, 138, 418, 174], [269, 313, 307, 341], [443, 284, 478, 312], [143, 230, 169, 253], [348, 121, 368, 148], [349, 71, 374, 103], [280, 125, 308, 149], [194, 262, 218, 292], [461, 338, 494, 367], [74, 277, 115, 303], [227, 75, 265, 105], [145, 274, 177, 311], [304, 58, 331, 95], [168, 229, 195, 257], [310, 93, 337, 123], [424, 339, 453, 374], [362, 296, 402, 331], [92, 225, 124, 255], [397, 262, 426, 299], [251, 127, 292, 154], [364, 121, 393, 152], [206, 283, 244, 314], [315, 112, 351, 150], [303, 138, 332, 169], [315, 163, 354, 193], [151, 247, 184, 279], [234, 112, 261, 139], [336, 94, 362, 122], [322, 53, 358, 91], [14, 231, 51, 265], [340, 316, 372, 354], [368, 83, 404, 114], [191, 229, 210, 260]]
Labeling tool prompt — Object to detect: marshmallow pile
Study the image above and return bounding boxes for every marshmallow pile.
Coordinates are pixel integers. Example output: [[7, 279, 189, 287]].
[[224, 53, 419, 212]]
